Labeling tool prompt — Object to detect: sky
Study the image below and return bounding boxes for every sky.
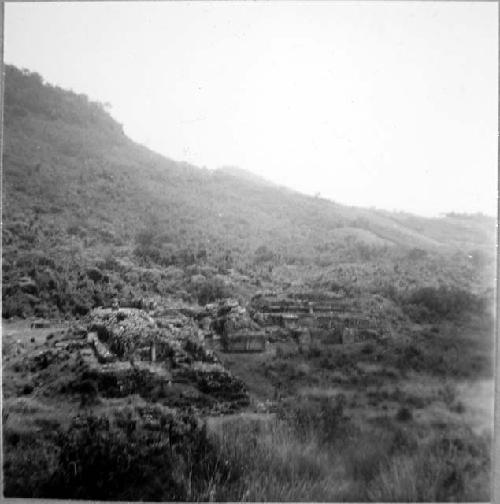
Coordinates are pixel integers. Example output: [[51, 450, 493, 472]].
[[4, 1, 498, 217]]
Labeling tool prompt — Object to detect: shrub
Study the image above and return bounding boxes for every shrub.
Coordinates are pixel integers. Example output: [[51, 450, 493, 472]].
[[307, 346, 322, 358], [192, 277, 232, 305], [2, 292, 36, 318], [407, 248, 428, 261], [396, 406, 413, 422], [439, 382, 457, 406], [3, 431, 60, 498], [361, 342, 375, 354], [367, 429, 491, 502], [71, 301, 91, 317], [254, 245, 275, 264], [40, 411, 234, 501], [22, 384, 34, 395], [389, 425, 419, 454], [451, 401, 466, 414], [76, 379, 99, 407], [404, 286, 484, 322]]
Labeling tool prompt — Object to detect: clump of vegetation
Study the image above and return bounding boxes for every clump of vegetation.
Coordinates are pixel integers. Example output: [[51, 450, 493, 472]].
[[3, 429, 61, 498], [277, 394, 349, 443], [396, 406, 413, 422], [4, 408, 239, 501], [366, 428, 492, 502], [190, 277, 234, 305], [205, 410, 490, 502], [403, 286, 485, 322]]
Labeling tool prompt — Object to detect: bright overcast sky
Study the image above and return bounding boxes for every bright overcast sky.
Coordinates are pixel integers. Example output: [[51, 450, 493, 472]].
[[4, 1, 498, 217]]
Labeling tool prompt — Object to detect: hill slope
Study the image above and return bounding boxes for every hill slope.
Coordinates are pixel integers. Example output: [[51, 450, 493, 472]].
[[1, 65, 495, 318]]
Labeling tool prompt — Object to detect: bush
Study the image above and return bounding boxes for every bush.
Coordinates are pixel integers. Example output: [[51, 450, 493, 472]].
[[2, 292, 36, 318], [361, 342, 375, 355], [404, 286, 484, 322], [407, 248, 428, 261], [39, 411, 234, 501], [22, 384, 34, 395], [75, 379, 99, 407], [192, 277, 232, 305], [396, 406, 413, 422], [367, 429, 491, 502], [254, 245, 275, 264], [3, 431, 60, 498]]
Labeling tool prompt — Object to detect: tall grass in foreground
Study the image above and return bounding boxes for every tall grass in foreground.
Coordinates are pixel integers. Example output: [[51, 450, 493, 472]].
[[207, 397, 492, 502], [209, 417, 345, 501], [3, 398, 491, 501]]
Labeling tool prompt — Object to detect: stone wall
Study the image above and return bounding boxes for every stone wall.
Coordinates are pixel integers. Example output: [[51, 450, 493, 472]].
[[222, 332, 267, 353]]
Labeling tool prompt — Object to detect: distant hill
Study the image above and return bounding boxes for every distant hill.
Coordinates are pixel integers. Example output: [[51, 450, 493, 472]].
[[216, 166, 277, 188], [1, 65, 495, 318]]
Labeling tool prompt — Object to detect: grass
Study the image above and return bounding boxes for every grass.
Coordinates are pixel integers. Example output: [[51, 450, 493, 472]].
[[206, 415, 345, 501], [204, 402, 491, 502], [367, 431, 492, 502], [3, 391, 491, 501]]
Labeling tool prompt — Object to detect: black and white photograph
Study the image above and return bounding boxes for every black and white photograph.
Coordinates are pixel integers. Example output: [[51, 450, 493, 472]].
[[1, 1, 497, 501]]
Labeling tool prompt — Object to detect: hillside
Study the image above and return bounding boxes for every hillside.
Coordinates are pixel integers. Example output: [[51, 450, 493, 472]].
[[2, 64, 495, 502], [1, 64, 496, 319]]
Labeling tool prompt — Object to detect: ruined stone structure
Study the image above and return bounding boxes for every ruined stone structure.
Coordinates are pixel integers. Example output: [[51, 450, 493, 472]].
[[196, 298, 269, 353], [252, 292, 351, 317], [250, 292, 379, 346], [221, 332, 267, 352], [79, 306, 250, 413]]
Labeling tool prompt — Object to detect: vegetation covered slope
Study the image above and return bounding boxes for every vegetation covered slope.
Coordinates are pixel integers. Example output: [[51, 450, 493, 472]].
[[2, 65, 495, 502], [2, 65, 496, 318]]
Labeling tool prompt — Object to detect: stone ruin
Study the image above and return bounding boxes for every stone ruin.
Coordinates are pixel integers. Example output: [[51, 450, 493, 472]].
[[250, 291, 381, 348], [64, 306, 250, 413], [193, 298, 267, 353], [217, 299, 266, 353]]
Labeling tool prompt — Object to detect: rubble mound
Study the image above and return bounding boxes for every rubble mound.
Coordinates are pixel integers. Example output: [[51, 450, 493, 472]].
[[87, 308, 158, 358], [75, 306, 250, 414]]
